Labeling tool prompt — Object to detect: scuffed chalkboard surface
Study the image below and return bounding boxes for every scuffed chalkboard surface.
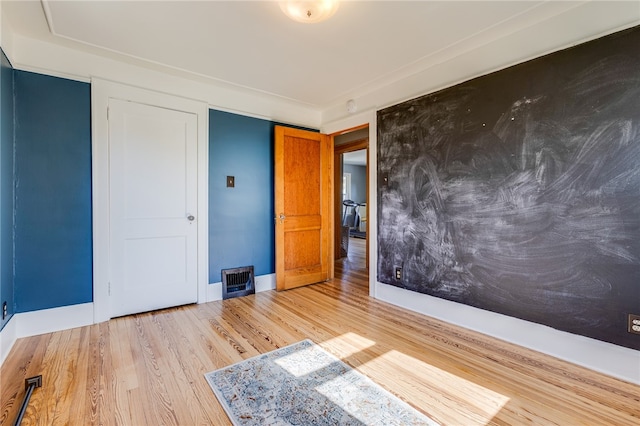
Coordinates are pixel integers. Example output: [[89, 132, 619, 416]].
[[377, 26, 640, 350]]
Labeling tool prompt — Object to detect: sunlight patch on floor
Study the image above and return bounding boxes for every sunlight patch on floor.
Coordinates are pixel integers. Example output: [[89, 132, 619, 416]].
[[314, 370, 437, 425], [362, 350, 510, 425], [321, 332, 377, 358], [275, 345, 334, 377], [275, 333, 376, 377]]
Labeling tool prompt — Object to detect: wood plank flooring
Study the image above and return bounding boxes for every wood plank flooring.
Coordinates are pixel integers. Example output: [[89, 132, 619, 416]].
[[1, 238, 639, 425]]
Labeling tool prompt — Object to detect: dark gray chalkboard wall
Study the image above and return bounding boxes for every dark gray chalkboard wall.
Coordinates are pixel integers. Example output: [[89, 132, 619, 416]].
[[377, 26, 640, 350]]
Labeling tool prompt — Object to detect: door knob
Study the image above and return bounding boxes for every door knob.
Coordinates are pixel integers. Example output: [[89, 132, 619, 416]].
[[187, 214, 195, 221], [278, 213, 286, 224]]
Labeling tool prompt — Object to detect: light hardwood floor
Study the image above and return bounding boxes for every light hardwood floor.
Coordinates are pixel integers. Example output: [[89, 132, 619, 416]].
[[1, 238, 639, 425]]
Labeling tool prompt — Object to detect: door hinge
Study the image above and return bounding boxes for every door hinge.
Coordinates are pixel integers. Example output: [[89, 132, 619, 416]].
[[108, 282, 111, 296], [107, 106, 110, 121]]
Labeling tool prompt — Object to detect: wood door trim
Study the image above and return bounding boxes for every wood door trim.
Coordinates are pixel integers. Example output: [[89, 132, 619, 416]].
[[330, 123, 369, 137], [334, 138, 368, 155], [333, 135, 369, 265]]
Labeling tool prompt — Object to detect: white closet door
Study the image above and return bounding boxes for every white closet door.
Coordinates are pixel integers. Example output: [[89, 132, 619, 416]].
[[109, 99, 198, 317]]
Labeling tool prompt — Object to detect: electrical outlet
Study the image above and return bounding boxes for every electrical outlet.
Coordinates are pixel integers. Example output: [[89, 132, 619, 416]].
[[226, 176, 235, 188], [395, 267, 402, 280], [2, 301, 7, 320], [628, 314, 640, 335]]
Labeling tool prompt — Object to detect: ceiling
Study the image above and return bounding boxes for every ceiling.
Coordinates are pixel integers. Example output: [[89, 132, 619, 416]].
[[3, 1, 640, 113]]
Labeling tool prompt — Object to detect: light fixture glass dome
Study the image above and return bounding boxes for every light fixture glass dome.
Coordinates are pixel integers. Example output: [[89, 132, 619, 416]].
[[280, 0, 340, 24]]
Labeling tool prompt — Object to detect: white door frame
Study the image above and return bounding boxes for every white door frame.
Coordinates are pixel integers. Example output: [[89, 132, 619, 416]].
[[322, 112, 377, 299], [91, 79, 209, 323]]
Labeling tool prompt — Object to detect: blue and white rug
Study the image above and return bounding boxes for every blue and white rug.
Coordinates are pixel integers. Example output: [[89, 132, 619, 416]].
[[205, 339, 439, 426]]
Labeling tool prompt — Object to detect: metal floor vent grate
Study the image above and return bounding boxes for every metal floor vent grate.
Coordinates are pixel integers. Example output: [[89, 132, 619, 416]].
[[222, 266, 255, 300]]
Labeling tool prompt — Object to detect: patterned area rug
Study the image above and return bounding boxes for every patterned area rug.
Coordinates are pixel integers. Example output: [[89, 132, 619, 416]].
[[205, 339, 439, 426]]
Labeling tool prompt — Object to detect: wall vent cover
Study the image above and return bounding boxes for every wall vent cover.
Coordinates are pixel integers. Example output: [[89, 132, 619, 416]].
[[222, 266, 255, 300]]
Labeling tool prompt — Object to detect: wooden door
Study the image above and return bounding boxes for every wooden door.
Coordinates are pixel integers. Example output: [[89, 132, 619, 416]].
[[274, 126, 332, 291], [109, 99, 198, 317]]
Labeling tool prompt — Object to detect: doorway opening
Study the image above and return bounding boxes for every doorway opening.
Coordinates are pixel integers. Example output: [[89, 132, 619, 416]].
[[332, 125, 369, 280]]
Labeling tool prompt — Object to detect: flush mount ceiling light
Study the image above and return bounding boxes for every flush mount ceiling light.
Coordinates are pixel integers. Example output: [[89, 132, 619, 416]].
[[280, 0, 340, 24]]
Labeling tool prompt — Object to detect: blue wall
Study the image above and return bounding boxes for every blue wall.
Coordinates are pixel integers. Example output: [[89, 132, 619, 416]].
[[344, 164, 366, 204], [0, 48, 14, 329], [14, 71, 92, 312], [209, 110, 276, 280], [6, 80, 308, 314]]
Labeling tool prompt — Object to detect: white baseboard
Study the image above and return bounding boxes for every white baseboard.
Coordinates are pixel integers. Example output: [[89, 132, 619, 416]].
[[0, 274, 278, 367], [255, 273, 276, 293], [5, 279, 635, 385], [206, 282, 223, 302], [375, 282, 640, 385], [0, 302, 94, 368], [0, 315, 17, 366], [206, 273, 275, 303], [16, 303, 94, 338]]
